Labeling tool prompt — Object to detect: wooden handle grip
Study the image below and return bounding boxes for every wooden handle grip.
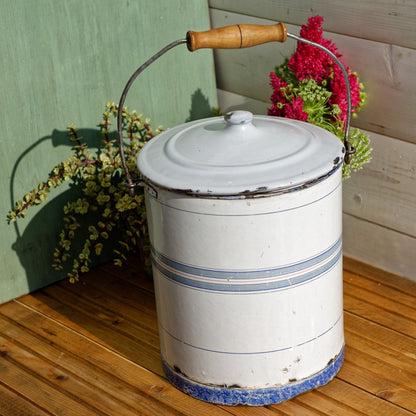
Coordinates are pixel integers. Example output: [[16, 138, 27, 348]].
[[186, 23, 287, 51]]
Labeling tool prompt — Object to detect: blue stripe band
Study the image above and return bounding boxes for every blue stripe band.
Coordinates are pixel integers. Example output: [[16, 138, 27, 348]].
[[151, 236, 342, 293]]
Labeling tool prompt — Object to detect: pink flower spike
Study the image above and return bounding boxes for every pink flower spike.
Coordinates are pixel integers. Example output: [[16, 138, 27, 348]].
[[288, 16, 341, 83], [269, 72, 288, 105]]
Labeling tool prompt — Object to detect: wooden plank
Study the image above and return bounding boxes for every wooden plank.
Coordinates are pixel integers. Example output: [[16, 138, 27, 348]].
[[343, 213, 416, 281], [56, 274, 157, 322], [344, 280, 416, 323], [56, 269, 159, 336], [211, 8, 416, 96], [0, 382, 51, 416], [0, 337, 141, 416], [0, 315, 176, 416], [219, 405, 283, 415], [318, 377, 415, 416], [0, 349, 99, 416], [351, 85, 415, 145], [344, 257, 416, 295], [210, 9, 416, 143], [65, 266, 157, 317], [293, 390, 366, 416], [344, 270, 416, 310], [0, 299, 161, 377], [344, 293, 416, 338], [209, 0, 416, 49], [344, 345, 416, 394], [345, 329, 416, 372], [345, 326, 416, 375], [339, 356, 416, 411], [17, 289, 163, 374], [271, 400, 327, 416], [344, 312, 416, 360], [0, 317, 206, 416], [0, 302, 235, 416]]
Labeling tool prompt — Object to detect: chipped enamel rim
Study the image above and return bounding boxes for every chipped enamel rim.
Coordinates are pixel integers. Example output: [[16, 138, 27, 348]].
[[162, 345, 344, 406]]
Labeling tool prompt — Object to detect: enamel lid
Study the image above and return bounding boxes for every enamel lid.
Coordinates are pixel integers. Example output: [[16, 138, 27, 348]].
[[137, 111, 344, 196]]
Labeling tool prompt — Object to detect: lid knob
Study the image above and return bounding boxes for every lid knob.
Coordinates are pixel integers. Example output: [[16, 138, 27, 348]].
[[224, 110, 253, 125]]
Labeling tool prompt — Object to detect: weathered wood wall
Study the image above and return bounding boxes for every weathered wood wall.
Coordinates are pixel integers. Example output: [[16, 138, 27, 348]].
[[209, 0, 416, 279], [0, 0, 217, 304]]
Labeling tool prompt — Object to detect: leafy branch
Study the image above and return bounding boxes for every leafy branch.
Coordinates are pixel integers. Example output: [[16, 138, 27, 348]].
[[8, 103, 161, 282]]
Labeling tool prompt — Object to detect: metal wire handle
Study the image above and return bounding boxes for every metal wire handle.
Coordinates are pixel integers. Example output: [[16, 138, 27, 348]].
[[287, 32, 355, 164], [117, 38, 187, 196], [117, 23, 355, 196]]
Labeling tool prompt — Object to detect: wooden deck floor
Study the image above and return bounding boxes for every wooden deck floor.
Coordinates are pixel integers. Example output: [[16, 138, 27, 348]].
[[0, 257, 415, 415]]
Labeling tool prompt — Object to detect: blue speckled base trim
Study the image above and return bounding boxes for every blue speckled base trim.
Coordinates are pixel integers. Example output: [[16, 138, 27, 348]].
[[162, 345, 344, 406]]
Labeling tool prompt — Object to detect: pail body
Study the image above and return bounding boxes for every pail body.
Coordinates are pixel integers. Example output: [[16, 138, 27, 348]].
[[144, 166, 344, 406]]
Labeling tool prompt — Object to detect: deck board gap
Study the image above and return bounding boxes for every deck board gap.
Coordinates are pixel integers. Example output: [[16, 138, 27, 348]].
[[343, 306, 416, 340], [0, 316, 192, 415], [344, 274, 416, 311], [44, 285, 159, 341], [57, 279, 159, 333], [344, 282, 416, 320], [19, 289, 160, 352], [345, 345, 416, 389], [0, 325, 191, 416], [0, 346, 108, 416], [327, 378, 416, 416], [343, 259, 416, 296], [9, 299, 163, 376], [0, 380, 54, 416], [344, 278, 416, 316], [0, 334, 147, 416], [314, 390, 370, 416], [0, 306, 165, 387], [339, 358, 416, 412]]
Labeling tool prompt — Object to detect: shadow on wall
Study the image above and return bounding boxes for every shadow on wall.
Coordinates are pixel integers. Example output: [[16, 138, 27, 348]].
[[187, 88, 216, 121], [9, 128, 103, 292], [9, 89, 215, 292]]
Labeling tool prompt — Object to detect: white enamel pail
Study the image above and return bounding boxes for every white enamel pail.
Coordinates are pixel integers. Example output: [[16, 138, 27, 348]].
[[137, 110, 345, 405]]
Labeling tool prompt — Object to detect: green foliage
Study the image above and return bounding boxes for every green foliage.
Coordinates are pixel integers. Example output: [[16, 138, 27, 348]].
[[272, 64, 372, 179], [342, 128, 372, 179], [8, 103, 161, 282], [292, 76, 371, 179]]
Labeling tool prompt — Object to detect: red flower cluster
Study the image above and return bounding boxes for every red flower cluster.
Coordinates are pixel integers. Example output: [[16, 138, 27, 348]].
[[268, 16, 362, 127], [269, 74, 309, 122]]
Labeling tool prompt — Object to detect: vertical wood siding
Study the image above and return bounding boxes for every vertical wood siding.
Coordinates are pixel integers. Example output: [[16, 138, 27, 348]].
[[209, 1, 416, 279], [0, 0, 217, 304]]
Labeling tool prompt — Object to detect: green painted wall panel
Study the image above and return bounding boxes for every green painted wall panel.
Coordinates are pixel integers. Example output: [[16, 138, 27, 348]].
[[1, 0, 217, 303]]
